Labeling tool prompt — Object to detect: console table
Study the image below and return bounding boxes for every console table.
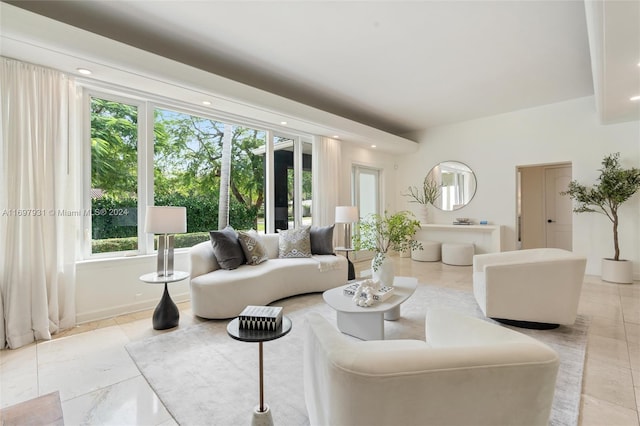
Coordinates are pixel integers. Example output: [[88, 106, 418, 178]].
[[415, 224, 502, 254]]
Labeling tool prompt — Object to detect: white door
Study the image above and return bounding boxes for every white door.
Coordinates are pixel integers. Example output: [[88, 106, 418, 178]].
[[544, 166, 572, 250], [352, 165, 381, 262]]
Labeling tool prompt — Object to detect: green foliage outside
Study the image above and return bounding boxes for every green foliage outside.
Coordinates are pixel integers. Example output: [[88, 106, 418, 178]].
[[90, 98, 267, 254]]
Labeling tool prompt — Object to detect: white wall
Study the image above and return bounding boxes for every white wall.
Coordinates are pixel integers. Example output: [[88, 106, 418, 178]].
[[396, 96, 640, 278], [76, 252, 191, 323]]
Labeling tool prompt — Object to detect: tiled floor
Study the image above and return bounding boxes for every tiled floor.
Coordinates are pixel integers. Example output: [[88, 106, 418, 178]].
[[1, 256, 638, 425]]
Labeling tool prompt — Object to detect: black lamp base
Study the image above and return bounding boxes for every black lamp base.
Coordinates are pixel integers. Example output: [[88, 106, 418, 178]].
[[153, 283, 179, 330]]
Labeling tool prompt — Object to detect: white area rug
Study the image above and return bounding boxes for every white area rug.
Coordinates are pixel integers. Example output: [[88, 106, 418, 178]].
[[126, 284, 589, 426]]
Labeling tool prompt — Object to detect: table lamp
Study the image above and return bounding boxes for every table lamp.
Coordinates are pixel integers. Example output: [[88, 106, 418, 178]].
[[145, 206, 187, 277], [335, 206, 359, 249]]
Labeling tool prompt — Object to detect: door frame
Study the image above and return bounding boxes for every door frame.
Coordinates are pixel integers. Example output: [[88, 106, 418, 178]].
[[516, 161, 572, 250]]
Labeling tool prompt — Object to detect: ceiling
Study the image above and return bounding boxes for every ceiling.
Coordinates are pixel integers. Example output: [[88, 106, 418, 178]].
[[3, 0, 640, 138]]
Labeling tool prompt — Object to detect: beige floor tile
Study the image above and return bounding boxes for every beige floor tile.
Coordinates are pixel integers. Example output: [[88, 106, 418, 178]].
[[0, 343, 38, 408], [618, 283, 640, 298], [629, 344, 640, 372], [627, 322, 640, 345], [621, 295, 640, 324], [583, 357, 636, 410], [587, 334, 631, 369], [579, 297, 625, 322], [580, 394, 639, 426], [589, 315, 628, 341]]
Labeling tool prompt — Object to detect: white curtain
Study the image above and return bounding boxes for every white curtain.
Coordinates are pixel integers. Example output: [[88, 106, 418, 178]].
[[312, 136, 342, 227], [0, 58, 78, 349]]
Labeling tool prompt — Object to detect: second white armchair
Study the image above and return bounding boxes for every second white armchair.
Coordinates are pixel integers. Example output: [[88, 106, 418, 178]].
[[473, 248, 587, 328]]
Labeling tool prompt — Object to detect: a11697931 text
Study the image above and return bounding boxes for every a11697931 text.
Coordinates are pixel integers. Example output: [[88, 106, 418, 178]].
[[1, 208, 130, 217]]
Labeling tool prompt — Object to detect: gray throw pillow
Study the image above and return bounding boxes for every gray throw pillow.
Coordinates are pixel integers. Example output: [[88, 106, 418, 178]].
[[209, 226, 245, 270], [310, 224, 335, 255], [237, 230, 269, 265], [278, 226, 312, 258]]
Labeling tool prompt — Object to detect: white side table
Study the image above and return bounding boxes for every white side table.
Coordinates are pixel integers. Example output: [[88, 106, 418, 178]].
[[139, 270, 189, 330]]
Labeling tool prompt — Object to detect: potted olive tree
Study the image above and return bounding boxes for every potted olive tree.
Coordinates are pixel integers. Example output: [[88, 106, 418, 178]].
[[353, 211, 422, 286], [562, 153, 640, 283]]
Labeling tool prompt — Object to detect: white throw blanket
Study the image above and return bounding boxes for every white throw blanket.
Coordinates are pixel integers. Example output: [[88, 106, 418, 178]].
[[314, 255, 343, 272]]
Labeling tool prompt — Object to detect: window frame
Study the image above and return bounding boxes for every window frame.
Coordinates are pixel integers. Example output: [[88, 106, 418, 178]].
[[81, 85, 313, 259]]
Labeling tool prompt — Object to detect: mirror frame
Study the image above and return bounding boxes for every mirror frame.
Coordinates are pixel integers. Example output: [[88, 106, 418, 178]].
[[427, 161, 477, 211]]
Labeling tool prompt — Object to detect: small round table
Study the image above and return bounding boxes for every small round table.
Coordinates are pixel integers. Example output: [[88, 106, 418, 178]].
[[139, 270, 189, 330], [227, 316, 292, 426]]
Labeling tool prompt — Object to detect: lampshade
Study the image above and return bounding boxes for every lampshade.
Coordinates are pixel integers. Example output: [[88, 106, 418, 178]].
[[335, 206, 359, 223], [145, 206, 187, 234]]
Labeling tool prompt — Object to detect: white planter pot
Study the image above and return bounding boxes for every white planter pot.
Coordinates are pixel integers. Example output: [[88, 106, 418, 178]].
[[601, 258, 633, 284], [372, 254, 395, 287]]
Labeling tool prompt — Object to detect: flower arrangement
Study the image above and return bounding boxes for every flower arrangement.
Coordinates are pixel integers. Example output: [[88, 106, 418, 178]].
[[353, 211, 422, 271]]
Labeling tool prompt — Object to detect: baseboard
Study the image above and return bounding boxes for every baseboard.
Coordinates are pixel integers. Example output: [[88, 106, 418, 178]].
[[75, 292, 190, 324]]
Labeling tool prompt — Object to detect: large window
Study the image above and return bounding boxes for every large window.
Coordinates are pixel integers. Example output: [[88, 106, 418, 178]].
[[154, 108, 266, 248], [87, 91, 308, 257], [89, 97, 139, 254]]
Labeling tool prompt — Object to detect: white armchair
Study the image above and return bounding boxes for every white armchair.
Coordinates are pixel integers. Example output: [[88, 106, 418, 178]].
[[473, 248, 587, 328], [304, 309, 559, 426]]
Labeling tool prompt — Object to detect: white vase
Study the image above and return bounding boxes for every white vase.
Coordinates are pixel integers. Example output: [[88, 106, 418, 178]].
[[418, 204, 429, 224], [372, 253, 395, 287], [601, 258, 633, 284]]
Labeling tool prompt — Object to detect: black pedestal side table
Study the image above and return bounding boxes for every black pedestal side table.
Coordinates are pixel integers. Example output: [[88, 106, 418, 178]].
[[139, 270, 189, 330], [227, 316, 292, 426], [335, 247, 356, 281]]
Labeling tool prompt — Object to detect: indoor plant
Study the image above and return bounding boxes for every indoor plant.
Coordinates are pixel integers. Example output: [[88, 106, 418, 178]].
[[404, 175, 440, 223], [562, 152, 640, 283], [353, 211, 422, 286]]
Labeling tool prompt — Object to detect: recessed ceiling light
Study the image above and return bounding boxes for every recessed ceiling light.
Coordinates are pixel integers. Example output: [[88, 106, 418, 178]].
[[371, 144, 377, 148], [280, 121, 288, 125], [202, 101, 212, 105], [77, 68, 92, 75], [332, 135, 340, 139], [630, 95, 640, 101]]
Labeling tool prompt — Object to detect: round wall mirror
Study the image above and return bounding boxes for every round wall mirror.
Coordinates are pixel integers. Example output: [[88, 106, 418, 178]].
[[426, 161, 477, 211]]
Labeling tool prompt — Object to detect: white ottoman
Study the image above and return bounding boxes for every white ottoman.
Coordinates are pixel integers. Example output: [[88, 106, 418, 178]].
[[412, 241, 441, 262], [442, 243, 474, 266]]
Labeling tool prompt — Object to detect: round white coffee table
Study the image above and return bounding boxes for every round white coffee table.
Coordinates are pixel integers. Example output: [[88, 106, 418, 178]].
[[323, 276, 418, 340]]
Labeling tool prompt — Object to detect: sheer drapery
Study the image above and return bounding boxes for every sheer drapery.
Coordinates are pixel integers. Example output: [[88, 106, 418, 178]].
[[311, 136, 341, 228], [0, 58, 78, 349]]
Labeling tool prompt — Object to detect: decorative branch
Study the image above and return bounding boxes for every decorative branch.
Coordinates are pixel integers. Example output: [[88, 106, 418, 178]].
[[403, 175, 440, 205]]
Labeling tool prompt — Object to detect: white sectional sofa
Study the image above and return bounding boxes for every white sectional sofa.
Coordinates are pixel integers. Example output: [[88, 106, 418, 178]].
[[190, 233, 348, 319]]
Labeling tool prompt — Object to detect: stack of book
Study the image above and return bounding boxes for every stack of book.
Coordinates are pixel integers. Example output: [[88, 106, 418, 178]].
[[343, 282, 395, 302], [238, 305, 283, 331]]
